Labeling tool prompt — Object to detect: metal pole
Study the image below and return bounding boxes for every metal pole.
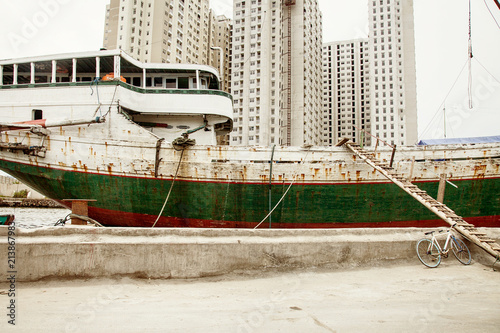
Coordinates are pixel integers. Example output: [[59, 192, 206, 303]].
[[13, 64, 18, 85], [389, 144, 397, 168], [72, 58, 77, 83], [269, 145, 276, 228], [30, 62, 35, 84], [51, 60, 57, 83], [95, 57, 100, 79]]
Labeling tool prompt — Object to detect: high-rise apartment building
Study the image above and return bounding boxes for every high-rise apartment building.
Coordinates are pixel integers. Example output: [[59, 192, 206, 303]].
[[322, 39, 371, 146], [322, 0, 417, 147], [230, 0, 323, 146], [208, 14, 232, 92], [368, 0, 417, 145], [103, 0, 231, 91]]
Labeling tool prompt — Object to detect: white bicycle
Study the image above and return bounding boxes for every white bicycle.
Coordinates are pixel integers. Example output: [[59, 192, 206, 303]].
[[416, 224, 472, 268]]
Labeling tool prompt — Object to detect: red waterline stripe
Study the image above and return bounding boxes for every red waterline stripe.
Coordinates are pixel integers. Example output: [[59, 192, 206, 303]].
[[81, 205, 500, 229]]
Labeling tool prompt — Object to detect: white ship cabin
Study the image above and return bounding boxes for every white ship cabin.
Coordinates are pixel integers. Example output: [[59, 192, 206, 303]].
[[0, 49, 233, 145]]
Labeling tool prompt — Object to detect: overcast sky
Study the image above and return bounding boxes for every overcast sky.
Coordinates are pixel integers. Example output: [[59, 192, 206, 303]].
[[0, 0, 499, 140]]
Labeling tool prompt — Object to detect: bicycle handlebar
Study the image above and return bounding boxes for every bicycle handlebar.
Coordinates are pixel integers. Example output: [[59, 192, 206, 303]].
[[425, 222, 458, 236]]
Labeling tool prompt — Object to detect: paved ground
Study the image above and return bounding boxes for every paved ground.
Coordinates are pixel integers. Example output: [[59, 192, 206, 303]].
[[1, 261, 499, 332]]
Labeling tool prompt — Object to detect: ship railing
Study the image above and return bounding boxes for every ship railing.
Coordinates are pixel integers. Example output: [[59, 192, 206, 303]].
[[352, 124, 398, 167]]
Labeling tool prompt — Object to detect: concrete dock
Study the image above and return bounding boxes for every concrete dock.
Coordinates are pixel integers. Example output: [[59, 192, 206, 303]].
[[1, 226, 500, 280], [0, 226, 499, 331], [1, 263, 499, 332]]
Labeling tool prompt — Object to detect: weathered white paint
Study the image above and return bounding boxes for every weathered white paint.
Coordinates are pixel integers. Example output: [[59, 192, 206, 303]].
[[0, 50, 498, 190]]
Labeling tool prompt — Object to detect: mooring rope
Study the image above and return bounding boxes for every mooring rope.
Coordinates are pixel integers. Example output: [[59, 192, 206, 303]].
[[151, 148, 185, 228], [54, 213, 104, 227], [90, 78, 102, 117], [254, 147, 311, 229]]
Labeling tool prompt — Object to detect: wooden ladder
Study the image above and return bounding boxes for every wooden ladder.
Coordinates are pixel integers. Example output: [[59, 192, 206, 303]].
[[338, 139, 500, 259]]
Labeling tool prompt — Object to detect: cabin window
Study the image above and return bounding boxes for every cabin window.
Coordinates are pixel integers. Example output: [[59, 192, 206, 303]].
[[208, 78, 219, 90], [166, 78, 176, 88], [154, 77, 162, 87], [200, 78, 207, 89], [35, 75, 49, 83], [146, 77, 152, 87], [178, 77, 189, 89], [132, 77, 141, 86], [18, 74, 30, 84], [32, 109, 43, 120]]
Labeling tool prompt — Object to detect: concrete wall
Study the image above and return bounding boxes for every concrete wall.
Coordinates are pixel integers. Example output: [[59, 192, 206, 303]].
[[3, 227, 497, 282]]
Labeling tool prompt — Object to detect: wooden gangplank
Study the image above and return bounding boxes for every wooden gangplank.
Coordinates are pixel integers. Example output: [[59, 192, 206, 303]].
[[339, 140, 500, 259]]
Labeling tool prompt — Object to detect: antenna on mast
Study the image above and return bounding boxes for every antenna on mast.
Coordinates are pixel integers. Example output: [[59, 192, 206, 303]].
[[443, 105, 447, 138], [467, 0, 473, 109]]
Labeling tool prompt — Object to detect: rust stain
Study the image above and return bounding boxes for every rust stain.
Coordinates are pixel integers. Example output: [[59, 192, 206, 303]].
[[473, 164, 487, 179]]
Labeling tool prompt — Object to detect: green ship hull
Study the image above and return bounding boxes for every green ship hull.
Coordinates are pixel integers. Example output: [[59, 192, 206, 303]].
[[0, 159, 498, 228]]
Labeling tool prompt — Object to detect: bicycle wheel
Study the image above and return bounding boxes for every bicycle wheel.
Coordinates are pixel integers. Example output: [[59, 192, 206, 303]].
[[451, 237, 471, 265], [416, 238, 441, 268]]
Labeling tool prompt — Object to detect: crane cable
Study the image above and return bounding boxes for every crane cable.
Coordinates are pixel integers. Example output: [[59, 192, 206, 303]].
[[467, 0, 473, 109], [484, 0, 500, 29]]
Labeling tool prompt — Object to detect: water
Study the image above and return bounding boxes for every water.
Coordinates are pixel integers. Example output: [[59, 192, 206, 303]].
[[1, 207, 71, 228]]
